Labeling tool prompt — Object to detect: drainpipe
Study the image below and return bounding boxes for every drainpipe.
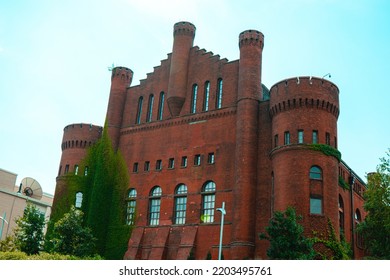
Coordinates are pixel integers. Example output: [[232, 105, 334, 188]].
[[349, 172, 355, 259]]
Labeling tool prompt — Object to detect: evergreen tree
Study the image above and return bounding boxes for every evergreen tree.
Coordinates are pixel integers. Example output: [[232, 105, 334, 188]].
[[50, 206, 96, 257], [358, 149, 390, 259], [259, 206, 315, 259], [13, 204, 45, 255]]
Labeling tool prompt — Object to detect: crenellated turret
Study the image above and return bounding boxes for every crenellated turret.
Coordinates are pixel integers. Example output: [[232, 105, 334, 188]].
[[231, 29, 264, 259], [166, 21, 196, 117], [269, 76, 340, 240], [106, 66, 133, 150], [52, 123, 102, 213]]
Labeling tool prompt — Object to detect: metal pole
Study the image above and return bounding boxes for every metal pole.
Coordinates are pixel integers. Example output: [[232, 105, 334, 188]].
[[0, 212, 8, 240], [217, 202, 226, 260]]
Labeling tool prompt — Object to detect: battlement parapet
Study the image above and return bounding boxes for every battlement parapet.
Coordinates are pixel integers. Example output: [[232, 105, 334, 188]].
[[239, 29, 264, 49], [173, 21, 196, 37]]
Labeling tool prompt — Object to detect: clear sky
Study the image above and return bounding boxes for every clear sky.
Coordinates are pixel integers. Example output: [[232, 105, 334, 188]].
[[0, 0, 389, 195]]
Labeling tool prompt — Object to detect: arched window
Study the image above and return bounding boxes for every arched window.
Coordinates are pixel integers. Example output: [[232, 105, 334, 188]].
[[135, 96, 143, 124], [339, 195, 344, 233], [146, 94, 154, 122], [157, 91, 165, 120], [355, 209, 361, 222], [201, 181, 216, 223], [149, 186, 162, 226], [203, 81, 210, 112], [174, 184, 187, 224], [309, 166, 322, 180], [126, 188, 137, 225], [355, 208, 364, 247], [191, 84, 198, 114], [216, 78, 223, 109], [75, 192, 83, 208]]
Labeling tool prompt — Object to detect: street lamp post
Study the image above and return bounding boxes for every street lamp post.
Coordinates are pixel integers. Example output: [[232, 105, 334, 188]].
[[0, 212, 9, 240], [217, 202, 226, 260]]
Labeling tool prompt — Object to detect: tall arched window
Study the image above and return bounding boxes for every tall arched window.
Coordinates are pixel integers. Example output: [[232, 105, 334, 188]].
[[136, 96, 143, 124], [216, 78, 223, 109], [157, 91, 165, 120], [339, 195, 344, 233], [201, 181, 216, 223], [191, 84, 198, 114], [309, 166, 322, 180], [75, 192, 83, 208], [146, 94, 154, 122], [355, 209, 363, 247], [203, 81, 210, 112], [149, 186, 162, 226], [126, 188, 137, 225], [174, 184, 187, 224]]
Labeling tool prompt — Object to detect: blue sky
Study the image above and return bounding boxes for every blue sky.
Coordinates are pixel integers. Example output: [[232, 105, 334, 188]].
[[0, 0, 389, 195]]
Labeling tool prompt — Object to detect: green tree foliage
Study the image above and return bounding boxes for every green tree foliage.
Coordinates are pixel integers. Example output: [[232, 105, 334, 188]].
[[50, 206, 96, 257], [13, 204, 46, 255], [358, 149, 390, 259], [0, 236, 17, 252], [259, 207, 315, 259]]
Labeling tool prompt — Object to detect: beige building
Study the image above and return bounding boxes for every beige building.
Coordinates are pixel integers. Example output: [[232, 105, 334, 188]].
[[0, 168, 53, 240]]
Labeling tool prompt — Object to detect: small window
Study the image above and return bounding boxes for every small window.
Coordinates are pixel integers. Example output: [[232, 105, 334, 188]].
[[58, 166, 62, 176], [181, 156, 188, 168], [334, 136, 337, 149], [325, 132, 330, 145], [156, 160, 162, 170], [284, 131, 290, 145], [194, 154, 201, 166], [75, 192, 83, 208], [65, 164, 69, 174], [310, 197, 322, 215], [133, 162, 139, 173], [274, 134, 278, 148], [144, 161, 150, 172], [298, 130, 304, 144], [74, 165, 79, 175], [168, 158, 174, 169], [312, 130, 318, 144], [208, 153, 215, 164], [310, 166, 322, 180]]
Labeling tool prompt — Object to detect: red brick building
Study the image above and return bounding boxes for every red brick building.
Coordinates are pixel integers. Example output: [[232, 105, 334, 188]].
[[54, 21, 366, 259]]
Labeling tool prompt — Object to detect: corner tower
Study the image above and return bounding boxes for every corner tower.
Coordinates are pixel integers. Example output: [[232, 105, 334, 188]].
[[167, 21, 196, 117], [106, 66, 133, 150], [231, 30, 264, 259], [269, 77, 340, 238], [52, 123, 102, 212]]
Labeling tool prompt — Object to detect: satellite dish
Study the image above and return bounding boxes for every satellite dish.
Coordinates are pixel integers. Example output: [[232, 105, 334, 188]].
[[20, 177, 43, 200]]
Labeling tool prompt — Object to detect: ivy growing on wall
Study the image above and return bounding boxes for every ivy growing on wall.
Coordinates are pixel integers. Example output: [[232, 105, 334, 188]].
[[312, 218, 352, 260], [47, 124, 131, 259], [308, 144, 342, 162], [339, 176, 350, 190]]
